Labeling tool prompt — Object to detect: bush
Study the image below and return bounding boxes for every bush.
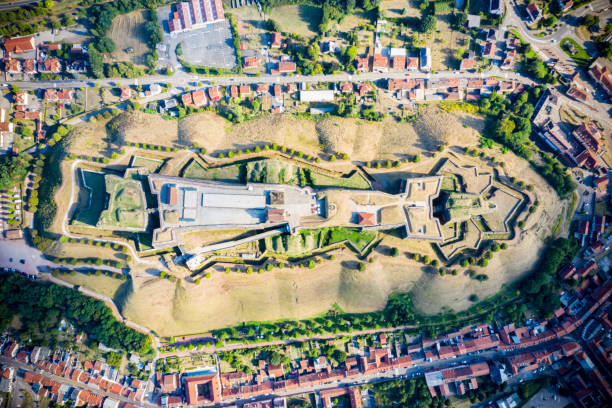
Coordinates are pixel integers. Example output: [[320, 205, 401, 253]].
[[358, 262, 366, 272], [390, 247, 399, 257]]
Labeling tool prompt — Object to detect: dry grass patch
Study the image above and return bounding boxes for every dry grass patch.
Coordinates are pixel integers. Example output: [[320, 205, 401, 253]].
[[107, 10, 149, 66], [59, 273, 125, 300], [111, 111, 179, 147], [67, 118, 112, 157]]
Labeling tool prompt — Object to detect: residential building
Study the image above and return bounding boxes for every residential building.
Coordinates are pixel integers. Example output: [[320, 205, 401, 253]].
[[3, 36, 35, 54], [300, 90, 334, 102], [271, 32, 281, 48], [208, 86, 221, 102], [489, 0, 502, 15], [420, 48, 431, 71], [243, 56, 258, 68], [526, 3, 541, 22], [38, 59, 61, 73], [22, 59, 36, 75], [557, 0, 573, 11], [467, 14, 481, 28], [588, 58, 612, 97], [4, 58, 21, 73], [572, 123, 602, 153]]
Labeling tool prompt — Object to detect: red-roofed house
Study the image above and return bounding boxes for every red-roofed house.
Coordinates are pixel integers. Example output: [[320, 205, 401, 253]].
[[271, 32, 281, 48], [38, 59, 61, 73], [406, 57, 419, 70], [391, 56, 406, 70], [589, 58, 612, 97], [243, 56, 258, 68], [372, 54, 388, 71], [184, 374, 221, 405], [3, 36, 35, 54], [208, 87, 221, 102], [5, 58, 21, 73]]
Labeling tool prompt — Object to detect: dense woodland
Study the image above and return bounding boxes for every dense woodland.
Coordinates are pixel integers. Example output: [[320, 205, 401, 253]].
[[0, 274, 151, 353]]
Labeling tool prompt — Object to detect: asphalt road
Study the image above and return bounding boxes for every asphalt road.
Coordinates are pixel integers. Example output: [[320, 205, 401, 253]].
[[0, 0, 38, 10], [3, 68, 534, 92]]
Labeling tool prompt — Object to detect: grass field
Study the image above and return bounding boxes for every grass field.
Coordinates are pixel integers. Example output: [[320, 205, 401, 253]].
[[131, 156, 164, 173], [107, 10, 150, 67], [182, 158, 370, 189], [310, 170, 370, 190], [182, 159, 243, 182], [267, 5, 322, 38], [59, 272, 126, 300], [97, 176, 146, 230], [560, 37, 591, 66]]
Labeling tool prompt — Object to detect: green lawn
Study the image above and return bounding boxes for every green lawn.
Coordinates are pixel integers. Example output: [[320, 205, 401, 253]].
[[560, 38, 591, 66], [181, 158, 371, 190], [328, 227, 377, 252], [310, 170, 370, 190], [182, 159, 243, 183], [131, 156, 164, 173], [97, 176, 146, 230]]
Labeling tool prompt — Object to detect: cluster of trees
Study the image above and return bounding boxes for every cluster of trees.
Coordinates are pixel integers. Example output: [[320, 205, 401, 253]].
[[0, 1, 52, 38], [34, 134, 69, 232], [227, 14, 243, 70], [594, 23, 612, 59], [0, 154, 31, 190], [537, 154, 575, 198], [0, 274, 151, 353], [522, 238, 580, 317], [87, 1, 160, 78], [370, 378, 442, 408], [480, 89, 536, 158]]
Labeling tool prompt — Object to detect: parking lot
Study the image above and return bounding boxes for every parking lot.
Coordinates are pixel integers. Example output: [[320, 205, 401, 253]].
[[156, 7, 237, 71]]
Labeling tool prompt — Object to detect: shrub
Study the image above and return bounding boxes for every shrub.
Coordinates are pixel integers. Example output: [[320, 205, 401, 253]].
[[266, 263, 274, 271], [468, 294, 478, 302], [358, 262, 366, 272], [246, 266, 253, 274], [390, 247, 399, 257], [225, 267, 231, 274]]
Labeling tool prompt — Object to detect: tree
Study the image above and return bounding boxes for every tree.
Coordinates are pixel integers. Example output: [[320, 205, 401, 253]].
[[106, 351, 123, 367], [390, 247, 399, 257], [88, 48, 104, 78], [420, 15, 436, 34], [582, 14, 600, 29], [358, 262, 366, 272], [307, 43, 320, 60], [267, 19, 282, 32], [95, 37, 115, 54], [346, 45, 357, 63]]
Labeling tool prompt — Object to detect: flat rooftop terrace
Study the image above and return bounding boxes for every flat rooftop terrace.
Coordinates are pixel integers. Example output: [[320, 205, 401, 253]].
[[149, 175, 320, 229]]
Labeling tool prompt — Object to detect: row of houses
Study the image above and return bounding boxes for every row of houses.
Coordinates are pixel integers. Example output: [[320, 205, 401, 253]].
[[2, 36, 88, 77], [387, 76, 522, 102], [1, 339, 150, 407]]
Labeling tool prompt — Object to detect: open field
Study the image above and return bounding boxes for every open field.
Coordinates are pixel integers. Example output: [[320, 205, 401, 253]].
[[97, 176, 146, 230], [115, 109, 478, 163], [59, 272, 127, 300], [266, 5, 322, 38], [107, 10, 149, 67], [67, 117, 113, 157]]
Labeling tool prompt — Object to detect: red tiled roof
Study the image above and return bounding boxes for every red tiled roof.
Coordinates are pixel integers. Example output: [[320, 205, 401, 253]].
[[184, 374, 221, 405], [4, 36, 35, 53], [278, 61, 296, 72], [357, 212, 375, 226], [208, 87, 221, 101]]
